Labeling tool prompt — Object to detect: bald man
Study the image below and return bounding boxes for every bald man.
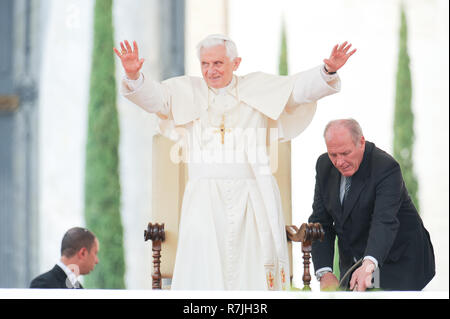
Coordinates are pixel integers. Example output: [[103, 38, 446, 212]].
[[309, 119, 435, 291]]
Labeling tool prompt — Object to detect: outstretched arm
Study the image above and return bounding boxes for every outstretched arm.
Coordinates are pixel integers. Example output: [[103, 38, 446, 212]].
[[115, 40, 169, 116], [291, 42, 356, 104], [113, 40, 145, 80]]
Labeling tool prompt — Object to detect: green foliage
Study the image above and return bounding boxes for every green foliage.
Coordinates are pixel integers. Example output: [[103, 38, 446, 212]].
[[393, 6, 420, 211], [278, 19, 288, 76], [333, 238, 340, 279], [84, 0, 125, 288]]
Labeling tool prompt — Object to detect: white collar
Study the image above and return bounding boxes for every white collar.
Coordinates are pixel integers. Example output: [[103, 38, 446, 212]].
[[211, 75, 237, 96], [57, 260, 79, 287]]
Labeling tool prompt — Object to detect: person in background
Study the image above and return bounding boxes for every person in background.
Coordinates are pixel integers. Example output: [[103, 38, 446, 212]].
[[30, 227, 99, 289]]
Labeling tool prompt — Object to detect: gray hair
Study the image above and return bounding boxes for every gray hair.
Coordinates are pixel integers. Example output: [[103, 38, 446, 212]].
[[196, 34, 239, 61], [324, 118, 364, 145]]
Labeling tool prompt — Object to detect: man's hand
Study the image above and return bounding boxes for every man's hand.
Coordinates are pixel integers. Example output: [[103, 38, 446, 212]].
[[320, 272, 340, 291], [349, 259, 375, 291], [113, 40, 144, 80], [323, 41, 356, 73]]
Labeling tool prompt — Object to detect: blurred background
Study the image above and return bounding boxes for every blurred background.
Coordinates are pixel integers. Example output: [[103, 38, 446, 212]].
[[0, 0, 447, 292]]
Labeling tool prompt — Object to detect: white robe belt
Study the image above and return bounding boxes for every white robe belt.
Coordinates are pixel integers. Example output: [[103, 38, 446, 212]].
[[188, 163, 254, 181]]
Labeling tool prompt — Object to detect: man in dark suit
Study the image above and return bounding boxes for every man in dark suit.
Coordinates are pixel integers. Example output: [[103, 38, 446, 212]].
[[308, 119, 435, 291], [30, 227, 99, 289]]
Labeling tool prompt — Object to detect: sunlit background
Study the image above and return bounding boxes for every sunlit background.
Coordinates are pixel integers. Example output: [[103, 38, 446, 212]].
[[0, 0, 447, 292]]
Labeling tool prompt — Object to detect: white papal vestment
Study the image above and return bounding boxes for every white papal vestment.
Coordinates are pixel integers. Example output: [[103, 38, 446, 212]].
[[121, 66, 340, 290]]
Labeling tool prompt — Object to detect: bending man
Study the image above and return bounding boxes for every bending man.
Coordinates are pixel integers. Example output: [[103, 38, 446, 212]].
[[309, 119, 435, 291]]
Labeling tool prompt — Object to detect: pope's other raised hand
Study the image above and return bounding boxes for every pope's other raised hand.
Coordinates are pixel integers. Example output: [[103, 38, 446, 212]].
[[323, 41, 356, 73], [113, 40, 144, 80]]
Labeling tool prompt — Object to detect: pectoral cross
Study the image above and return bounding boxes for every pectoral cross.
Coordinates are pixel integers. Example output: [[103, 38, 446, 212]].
[[214, 115, 232, 144]]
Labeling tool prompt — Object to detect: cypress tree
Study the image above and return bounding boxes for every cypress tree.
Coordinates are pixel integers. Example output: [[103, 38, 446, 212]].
[[278, 19, 288, 76], [393, 6, 419, 211], [84, 0, 126, 288]]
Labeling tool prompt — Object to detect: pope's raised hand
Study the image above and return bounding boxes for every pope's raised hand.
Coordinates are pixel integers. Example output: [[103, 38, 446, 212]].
[[323, 41, 356, 73], [113, 40, 144, 80]]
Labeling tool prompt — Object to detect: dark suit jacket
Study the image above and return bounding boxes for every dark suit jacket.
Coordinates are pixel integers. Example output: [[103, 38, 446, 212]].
[[309, 141, 435, 290], [30, 264, 83, 289]]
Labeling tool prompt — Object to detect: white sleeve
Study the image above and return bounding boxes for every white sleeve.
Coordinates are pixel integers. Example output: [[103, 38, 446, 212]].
[[315, 267, 333, 281], [363, 256, 379, 270], [122, 72, 145, 91], [120, 73, 170, 116], [292, 65, 341, 104], [319, 64, 339, 83]]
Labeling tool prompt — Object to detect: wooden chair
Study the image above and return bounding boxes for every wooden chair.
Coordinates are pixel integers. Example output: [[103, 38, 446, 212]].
[[286, 223, 324, 291], [145, 221, 324, 290], [144, 222, 165, 289]]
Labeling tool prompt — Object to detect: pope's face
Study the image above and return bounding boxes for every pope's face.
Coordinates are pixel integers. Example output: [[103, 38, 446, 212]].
[[200, 45, 241, 89], [325, 127, 365, 177]]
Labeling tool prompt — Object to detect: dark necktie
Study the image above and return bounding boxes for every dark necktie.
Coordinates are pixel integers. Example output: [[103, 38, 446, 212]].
[[342, 176, 352, 208]]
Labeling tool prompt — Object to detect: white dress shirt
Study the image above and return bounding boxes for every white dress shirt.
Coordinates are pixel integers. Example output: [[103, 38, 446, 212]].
[[57, 260, 80, 288]]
